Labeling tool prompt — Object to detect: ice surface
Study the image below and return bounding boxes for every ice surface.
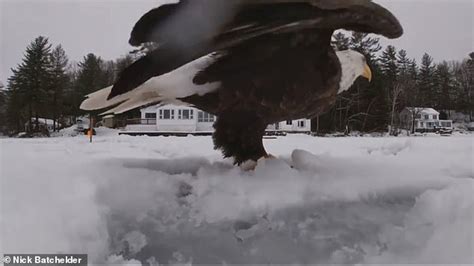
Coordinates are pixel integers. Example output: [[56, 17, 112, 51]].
[[1, 134, 473, 265]]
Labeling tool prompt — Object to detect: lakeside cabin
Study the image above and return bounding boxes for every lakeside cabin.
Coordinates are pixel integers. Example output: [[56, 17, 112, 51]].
[[121, 104, 311, 136], [399, 107, 453, 133]]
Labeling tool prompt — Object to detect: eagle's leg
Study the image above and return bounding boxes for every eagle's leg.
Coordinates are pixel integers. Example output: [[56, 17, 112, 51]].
[[213, 111, 268, 165]]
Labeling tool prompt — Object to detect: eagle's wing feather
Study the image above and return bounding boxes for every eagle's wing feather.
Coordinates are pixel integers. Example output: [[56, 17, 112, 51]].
[[129, 0, 402, 46], [108, 0, 402, 100], [108, 46, 207, 99]]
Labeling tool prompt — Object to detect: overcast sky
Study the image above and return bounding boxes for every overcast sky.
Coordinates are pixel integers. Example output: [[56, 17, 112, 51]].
[[0, 0, 472, 83]]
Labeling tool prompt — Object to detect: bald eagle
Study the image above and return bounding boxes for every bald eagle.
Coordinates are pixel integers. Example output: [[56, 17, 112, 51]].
[[81, 0, 403, 165]]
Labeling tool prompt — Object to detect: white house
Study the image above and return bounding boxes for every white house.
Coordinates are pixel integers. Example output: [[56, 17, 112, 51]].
[[25, 118, 63, 132], [266, 119, 312, 133], [124, 104, 311, 135], [399, 107, 453, 132], [126, 104, 216, 134]]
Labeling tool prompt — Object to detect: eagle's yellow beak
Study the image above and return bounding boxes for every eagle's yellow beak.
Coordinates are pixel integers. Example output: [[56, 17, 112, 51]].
[[362, 63, 372, 82]]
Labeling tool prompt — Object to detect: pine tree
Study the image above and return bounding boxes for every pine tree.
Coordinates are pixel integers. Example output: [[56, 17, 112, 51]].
[[467, 53, 474, 119], [48, 45, 69, 131], [4, 77, 26, 133], [452, 53, 474, 118], [434, 62, 454, 110], [349, 33, 388, 131], [350, 32, 382, 63], [0, 86, 6, 133], [71, 53, 109, 116], [105, 60, 117, 85], [380, 46, 408, 133], [397, 50, 411, 77], [418, 53, 436, 107], [319, 32, 386, 132], [408, 59, 419, 81], [393, 51, 416, 108], [8, 36, 52, 132], [76, 54, 108, 95], [379, 45, 399, 86], [115, 55, 135, 79]]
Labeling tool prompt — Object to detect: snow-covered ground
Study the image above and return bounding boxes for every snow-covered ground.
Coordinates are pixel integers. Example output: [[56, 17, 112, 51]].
[[1, 133, 473, 265]]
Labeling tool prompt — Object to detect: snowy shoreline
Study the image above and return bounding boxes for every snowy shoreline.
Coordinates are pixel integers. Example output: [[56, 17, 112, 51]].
[[1, 134, 473, 265]]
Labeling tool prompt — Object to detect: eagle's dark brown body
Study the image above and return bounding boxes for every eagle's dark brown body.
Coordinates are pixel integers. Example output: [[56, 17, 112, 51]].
[[81, 0, 403, 165], [181, 31, 341, 163]]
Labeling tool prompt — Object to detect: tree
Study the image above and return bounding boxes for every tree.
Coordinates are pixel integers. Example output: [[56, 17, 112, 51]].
[[350, 32, 382, 63], [0, 86, 6, 133], [4, 78, 27, 133], [318, 32, 386, 133], [70, 53, 109, 116], [452, 53, 474, 119], [397, 50, 411, 77], [8, 36, 52, 132], [396, 51, 418, 109], [388, 82, 404, 134], [434, 62, 454, 111], [400, 58, 419, 106], [379, 45, 399, 86], [76, 54, 108, 95], [114, 55, 136, 78], [48, 45, 69, 131], [349, 33, 388, 131], [418, 53, 436, 107]]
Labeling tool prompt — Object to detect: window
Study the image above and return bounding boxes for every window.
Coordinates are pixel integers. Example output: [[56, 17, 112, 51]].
[[428, 122, 433, 128], [286, 120, 293, 125], [416, 114, 422, 119], [178, 109, 194, 120], [298, 121, 305, 128], [419, 122, 424, 127], [424, 115, 429, 120], [159, 109, 175, 120], [198, 112, 215, 122], [145, 113, 156, 119], [441, 121, 452, 128], [433, 115, 438, 120]]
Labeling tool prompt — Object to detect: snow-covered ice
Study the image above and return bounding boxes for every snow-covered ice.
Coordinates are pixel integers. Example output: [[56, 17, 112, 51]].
[[1, 133, 473, 265]]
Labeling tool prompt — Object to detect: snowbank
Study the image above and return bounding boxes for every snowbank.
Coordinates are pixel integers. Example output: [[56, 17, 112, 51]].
[[1, 135, 473, 264], [51, 126, 120, 138]]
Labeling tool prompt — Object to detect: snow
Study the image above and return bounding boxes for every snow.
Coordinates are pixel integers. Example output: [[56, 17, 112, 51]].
[[51, 126, 120, 138], [1, 134, 473, 265]]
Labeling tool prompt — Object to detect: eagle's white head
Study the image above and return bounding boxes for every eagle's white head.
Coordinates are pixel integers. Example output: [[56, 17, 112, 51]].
[[336, 50, 373, 94]]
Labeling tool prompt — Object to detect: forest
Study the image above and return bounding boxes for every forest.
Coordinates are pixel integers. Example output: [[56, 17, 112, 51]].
[[0, 33, 473, 135]]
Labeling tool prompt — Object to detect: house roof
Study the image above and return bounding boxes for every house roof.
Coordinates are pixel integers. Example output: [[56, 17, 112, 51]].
[[141, 105, 159, 112], [141, 104, 196, 112], [405, 107, 440, 115]]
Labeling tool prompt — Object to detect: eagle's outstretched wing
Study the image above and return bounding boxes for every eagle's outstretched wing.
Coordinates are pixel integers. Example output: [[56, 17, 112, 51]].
[[108, 0, 402, 100]]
